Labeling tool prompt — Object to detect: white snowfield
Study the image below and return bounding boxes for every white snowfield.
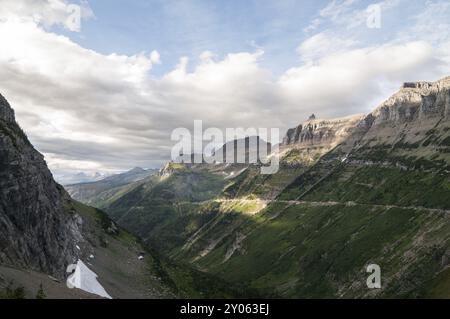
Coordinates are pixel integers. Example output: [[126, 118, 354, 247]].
[[66, 260, 112, 299]]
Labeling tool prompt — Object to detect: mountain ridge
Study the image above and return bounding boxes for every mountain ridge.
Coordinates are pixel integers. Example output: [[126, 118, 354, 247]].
[[65, 167, 158, 206]]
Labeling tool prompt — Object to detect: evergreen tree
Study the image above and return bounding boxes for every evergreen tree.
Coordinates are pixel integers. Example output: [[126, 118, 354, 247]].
[[36, 284, 46, 299]]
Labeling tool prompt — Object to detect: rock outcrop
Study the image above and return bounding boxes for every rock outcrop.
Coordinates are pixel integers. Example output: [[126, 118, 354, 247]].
[[370, 76, 450, 126], [0, 94, 80, 279], [282, 114, 365, 147], [282, 76, 450, 154], [355, 76, 450, 150]]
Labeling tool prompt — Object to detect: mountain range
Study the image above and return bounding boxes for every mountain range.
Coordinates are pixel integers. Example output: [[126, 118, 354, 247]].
[[56, 171, 111, 186], [67, 76, 450, 298], [65, 167, 158, 207], [1, 76, 450, 298]]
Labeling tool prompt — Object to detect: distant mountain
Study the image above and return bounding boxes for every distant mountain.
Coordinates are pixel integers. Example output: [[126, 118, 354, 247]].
[[212, 136, 272, 164], [56, 171, 111, 186], [92, 76, 450, 298], [174, 136, 271, 165], [65, 167, 158, 206]]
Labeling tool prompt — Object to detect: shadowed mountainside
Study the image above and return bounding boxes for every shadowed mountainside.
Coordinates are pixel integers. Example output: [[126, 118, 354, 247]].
[[1, 94, 249, 299]]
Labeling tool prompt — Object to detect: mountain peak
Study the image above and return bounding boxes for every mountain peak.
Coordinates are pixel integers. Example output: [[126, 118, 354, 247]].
[[0, 93, 15, 123], [128, 167, 145, 173], [371, 76, 450, 126], [401, 76, 450, 91]]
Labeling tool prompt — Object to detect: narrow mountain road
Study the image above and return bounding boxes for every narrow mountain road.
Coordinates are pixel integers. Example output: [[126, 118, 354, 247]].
[[183, 198, 450, 215], [280, 200, 450, 215]]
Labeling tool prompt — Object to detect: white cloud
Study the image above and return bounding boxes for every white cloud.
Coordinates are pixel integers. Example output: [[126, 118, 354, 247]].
[[303, 18, 321, 33], [304, 0, 403, 34], [0, 0, 94, 32], [406, 0, 450, 44], [199, 51, 216, 63], [319, 0, 358, 20], [296, 32, 357, 62], [0, 0, 449, 182], [150, 50, 161, 65], [281, 40, 445, 117], [0, 15, 278, 179]]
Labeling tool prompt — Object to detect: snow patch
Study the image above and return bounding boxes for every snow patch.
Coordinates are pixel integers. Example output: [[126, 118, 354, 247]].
[[66, 260, 112, 299]]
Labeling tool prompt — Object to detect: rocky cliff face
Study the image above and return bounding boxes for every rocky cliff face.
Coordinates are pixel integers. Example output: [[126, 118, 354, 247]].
[[280, 113, 366, 166], [356, 76, 450, 154], [282, 114, 365, 147], [370, 77, 450, 126], [0, 94, 80, 279], [282, 76, 450, 154]]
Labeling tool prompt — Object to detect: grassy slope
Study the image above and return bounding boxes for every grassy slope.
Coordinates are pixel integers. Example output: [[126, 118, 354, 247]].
[[167, 129, 450, 298], [223, 165, 306, 199], [1, 199, 250, 299], [425, 267, 450, 299], [194, 182, 450, 298], [72, 200, 253, 299], [185, 130, 450, 297], [104, 169, 228, 250], [95, 155, 450, 298]]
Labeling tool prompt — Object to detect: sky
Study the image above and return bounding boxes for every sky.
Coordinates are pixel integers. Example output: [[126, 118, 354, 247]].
[[1, 0, 450, 183]]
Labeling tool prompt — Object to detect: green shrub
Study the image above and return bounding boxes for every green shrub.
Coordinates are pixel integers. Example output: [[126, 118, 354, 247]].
[[0, 282, 26, 299]]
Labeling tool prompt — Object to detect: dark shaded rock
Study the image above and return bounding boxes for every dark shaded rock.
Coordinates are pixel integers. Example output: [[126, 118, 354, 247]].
[[0, 94, 80, 279]]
